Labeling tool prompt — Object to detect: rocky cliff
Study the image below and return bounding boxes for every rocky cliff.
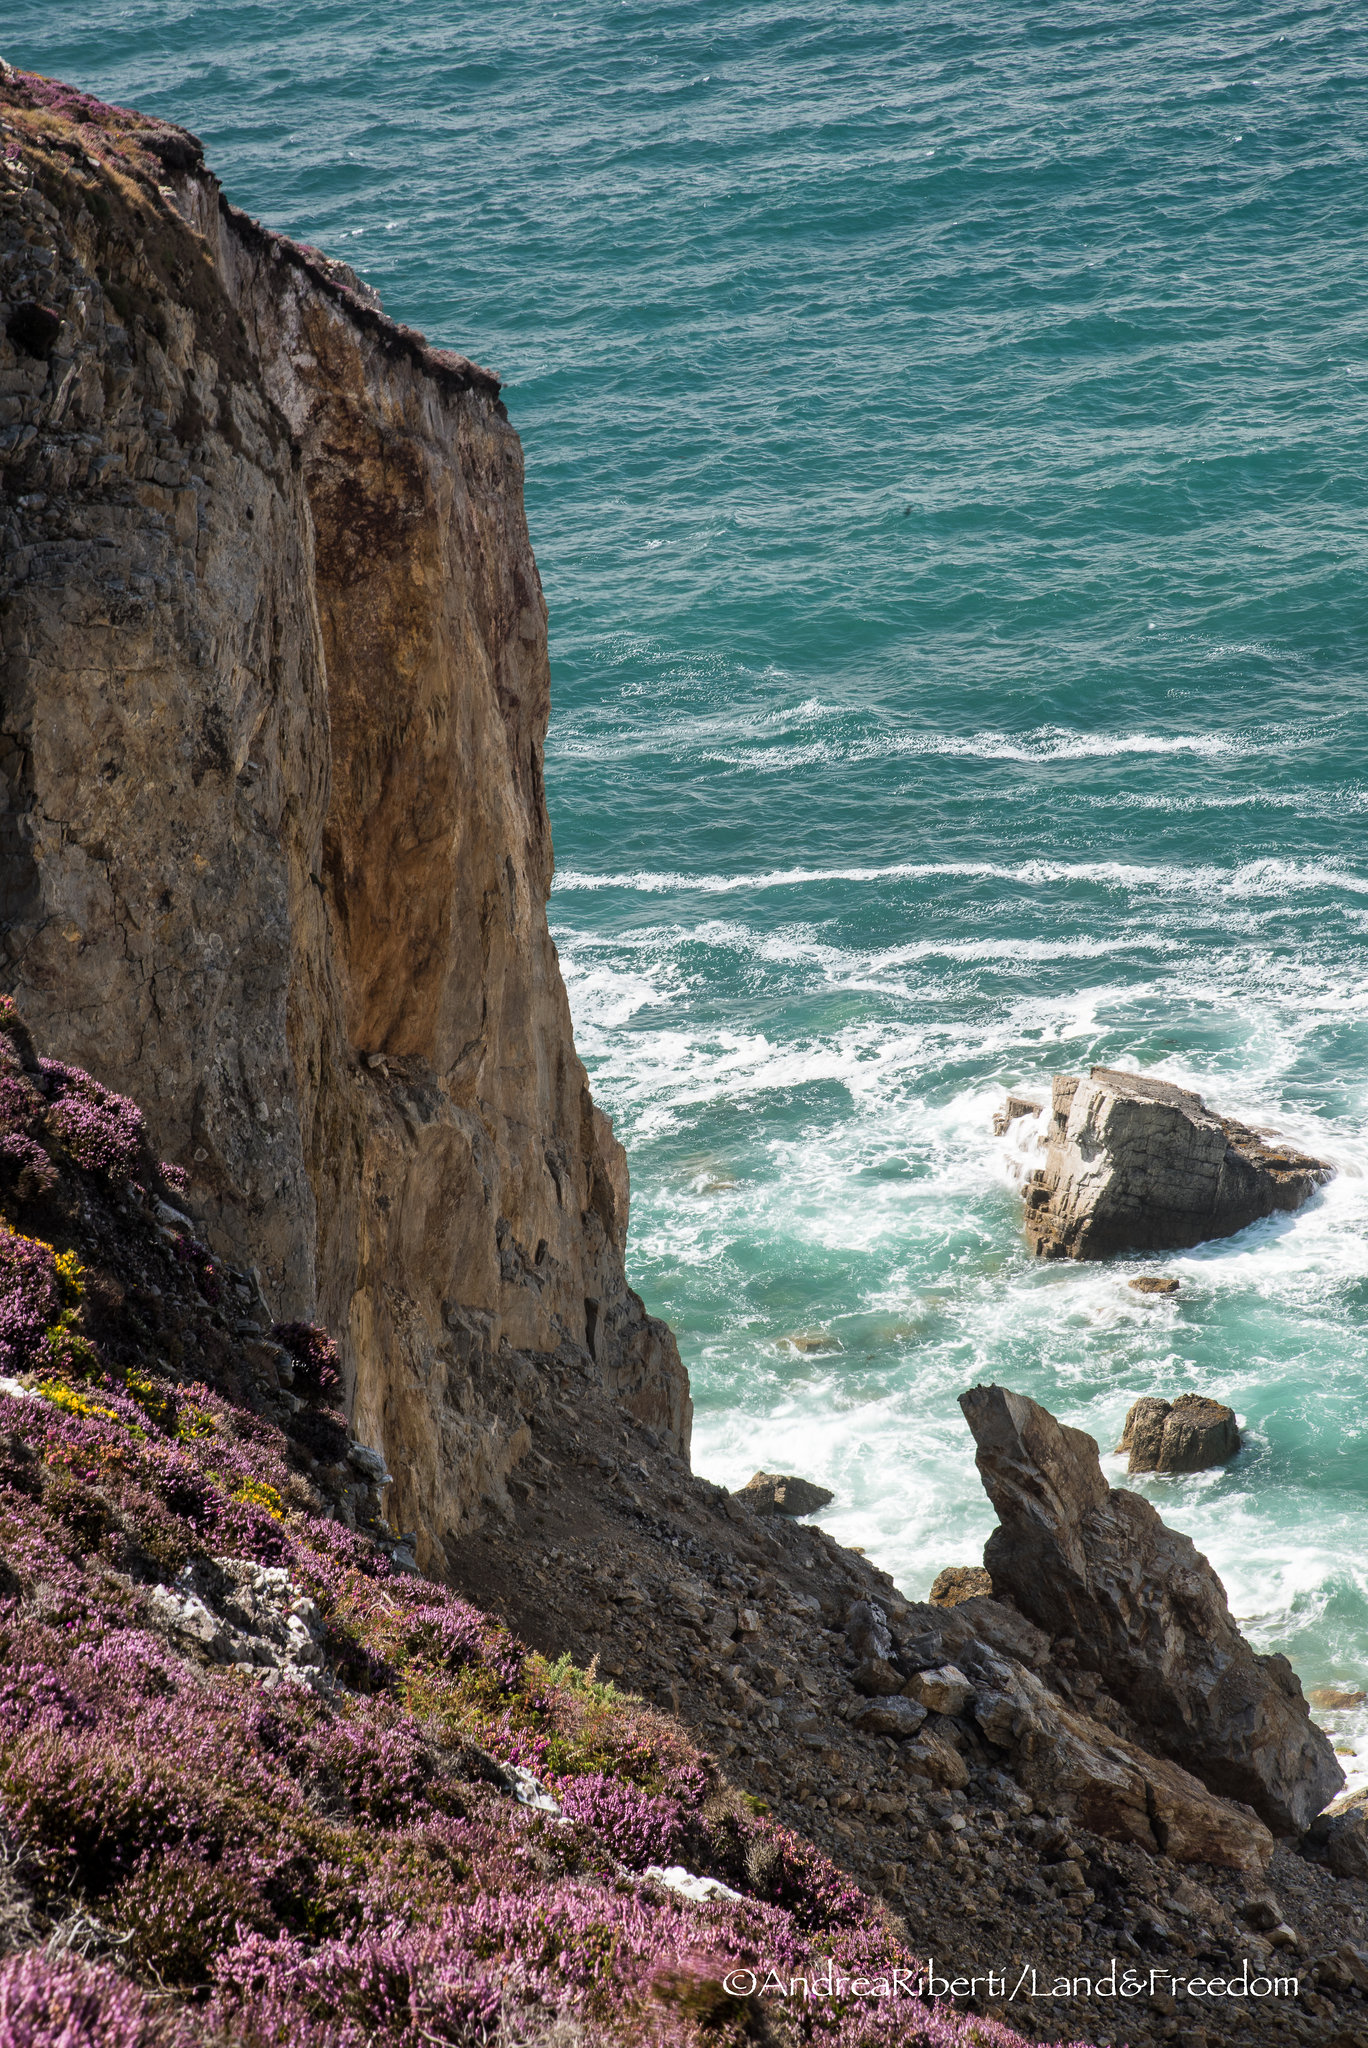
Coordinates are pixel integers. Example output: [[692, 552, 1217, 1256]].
[[0, 67, 688, 1571]]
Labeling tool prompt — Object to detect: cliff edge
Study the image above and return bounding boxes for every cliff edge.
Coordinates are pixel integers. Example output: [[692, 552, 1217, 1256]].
[[0, 66, 689, 1570]]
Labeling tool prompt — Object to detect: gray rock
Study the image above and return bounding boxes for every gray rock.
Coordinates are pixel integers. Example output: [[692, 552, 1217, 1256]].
[[737, 1470, 834, 1517], [850, 1695, 927, 1739], [347, 1440, 394, 1485], [1119, 1393, 1240, 1474], [1019, 1068, 1332, 1260], [959, 1382, 1343, 1834], [844, 1599, 892, 1662], [1305, 1791, 1368, 1879], [969, 1647, 1273, 1872]]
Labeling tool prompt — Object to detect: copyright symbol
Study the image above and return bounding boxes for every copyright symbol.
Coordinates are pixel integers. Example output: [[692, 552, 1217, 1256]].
[[724, 1971, 757, 1997]]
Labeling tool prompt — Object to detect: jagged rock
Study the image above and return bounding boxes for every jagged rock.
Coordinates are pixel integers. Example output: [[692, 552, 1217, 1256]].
[[903, 1728, 969, 1790], [737, 1471, 834, 1517], [1019, 1068, 1332, 1260], [848, 1696, 927, 1739], [928, 1565, 993, 1607], [844, 1599, 893, 1661], [851, 1656, 906, 1698], [148, 1557, 329, 1690], [1129, 1275, 1180, 1295], [959, 1383, 1343, 1833], [938, 1597, 1052, 1672], [1306, 1792, 1368, 1879], [904, 1664, 973, 1716], [992, 1094, 1042, 1136], [1119, 1393, 1240, 1474], [968, 1648, 1273, 1872]]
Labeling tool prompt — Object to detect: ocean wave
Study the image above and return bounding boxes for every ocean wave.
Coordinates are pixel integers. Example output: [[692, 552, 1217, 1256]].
[[553, 855, 1368, 899], [700, 724, 1280, 770]]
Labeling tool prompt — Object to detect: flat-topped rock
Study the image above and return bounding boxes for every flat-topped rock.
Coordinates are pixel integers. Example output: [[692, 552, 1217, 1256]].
[[1019, 1068, 1332, 1260], [1120, 1393, 1240, 1474], [959, 1382, 1342, 1834], [736, 1471, 833, 1517], [1130, 1274, 1180, 1295]]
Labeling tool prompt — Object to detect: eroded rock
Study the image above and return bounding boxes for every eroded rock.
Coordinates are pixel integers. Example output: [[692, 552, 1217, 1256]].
[[959, 1382, 1342, 1833], [928, 1564, 993, 1607], [1119, 1393, 1240, 1474], [992, 1094, 1042, 1136], [1019, 1068, 1332, 1260], [738, 1471, 834, 1517], [1306, 1791, 1368, 1880]]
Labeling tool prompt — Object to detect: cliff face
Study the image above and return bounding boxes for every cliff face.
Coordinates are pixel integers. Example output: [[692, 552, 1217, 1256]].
[[0, 69, 688, 1569]]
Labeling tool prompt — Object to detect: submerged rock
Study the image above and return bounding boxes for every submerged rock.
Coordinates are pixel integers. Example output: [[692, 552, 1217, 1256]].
[[1129, 1274, 1180, 1295], [737, 1471, 834, 1517], [959, 1382, 1343, 1833], [1119, 1393, 1240, 1474], [928, 1564, 993, 1607], [1019, 1068, 1332, 1260]]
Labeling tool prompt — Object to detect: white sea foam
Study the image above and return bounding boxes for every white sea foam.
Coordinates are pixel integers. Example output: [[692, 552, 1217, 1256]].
[[554, 855, 1368, 899]]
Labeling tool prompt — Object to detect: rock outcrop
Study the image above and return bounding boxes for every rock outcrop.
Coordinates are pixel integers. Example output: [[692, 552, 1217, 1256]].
[[0, 71, 688, 1569], [1019, 1068, 1332, 1260], [735, 1470, 833, 1517], [928, 1564, 994, 1607], [959, 1383, 1342, 1834], [1119, 1393, 1240, 1474], [991, 1092, 1041, 1136]]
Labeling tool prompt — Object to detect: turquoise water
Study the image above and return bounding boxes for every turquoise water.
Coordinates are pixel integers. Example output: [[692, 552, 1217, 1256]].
[[16, 4, 1368, 1769]]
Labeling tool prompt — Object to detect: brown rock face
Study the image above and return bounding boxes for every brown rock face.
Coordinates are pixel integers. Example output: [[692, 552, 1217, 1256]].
[[1021, 1067, 1332, 1260], [927, 1564, 994, 1608], [1119, 1393, 1240, 1474], [0, 75, 688, 1568], [959, 1384, 1342, 1834]]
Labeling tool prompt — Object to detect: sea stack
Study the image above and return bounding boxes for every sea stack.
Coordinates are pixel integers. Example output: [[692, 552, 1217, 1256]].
[[1015, 1067, 1332, 1260]]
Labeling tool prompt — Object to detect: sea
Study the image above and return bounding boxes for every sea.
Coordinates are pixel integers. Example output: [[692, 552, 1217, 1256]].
[[16, 2, 1368, 1781]]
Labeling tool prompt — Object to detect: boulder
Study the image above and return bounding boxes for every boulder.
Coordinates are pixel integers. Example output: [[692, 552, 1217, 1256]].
[[938, 1596, 1052, 1672], [903, 1727, 969, 1789], [852, 1656, 906, 1698], [905, 1664, 973, 1716], [968, 1648, 1272, 1872], [1119, 1394, 1241, 1475], [737, 1471, 834, 1517], [992, 1094, 1042, 1136], [1129, 1275, 1180, 1295], [928, 1564, 993, 1607], [844, 1599, 893, 1662], [959, 1383, 1343, 1834], [848, 1695, 927, 1740], [1020, 1068, 1332, 1260], [1305, 1791, 1368, 1880]]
